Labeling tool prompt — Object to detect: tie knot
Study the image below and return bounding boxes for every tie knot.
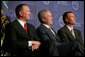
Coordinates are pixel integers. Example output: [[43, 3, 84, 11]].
[[24, 23, 26, 26], [24, 23, 27, 28], [71, 29, 73, 32], [49, 27, 53, 32], [49, 27, 55, 35], [49, 27, 52, 30], [71, 29, 76, 38]]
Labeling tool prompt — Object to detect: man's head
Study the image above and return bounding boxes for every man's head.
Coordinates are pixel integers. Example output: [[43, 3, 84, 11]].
[[63, 11, 76, 25], [15, 4, 31, 21], [38, 10, 53, 26]]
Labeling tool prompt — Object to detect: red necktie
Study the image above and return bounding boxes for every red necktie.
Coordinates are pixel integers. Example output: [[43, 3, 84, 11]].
[[24, 23, 28, 34]]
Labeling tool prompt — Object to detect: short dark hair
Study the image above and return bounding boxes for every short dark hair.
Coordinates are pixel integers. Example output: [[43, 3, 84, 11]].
[[15, 4, 28, 17], [63, 11, 73, 24]]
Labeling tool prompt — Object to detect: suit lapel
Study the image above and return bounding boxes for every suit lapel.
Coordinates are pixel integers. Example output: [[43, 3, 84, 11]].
[[74, 29, 78, 40], [47, 28, 56, 38], [27, 24, 33, 40], [15, 20, 28, 35], [64, 25, 76, 40], [41, 25, 60, 41], [42, 25, 56, 37]]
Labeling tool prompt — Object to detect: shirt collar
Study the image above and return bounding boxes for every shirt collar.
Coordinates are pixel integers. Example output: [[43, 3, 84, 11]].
[[43, 24, 50, 28], [66, 25, 73, 31], [17, 18, 26, 28]]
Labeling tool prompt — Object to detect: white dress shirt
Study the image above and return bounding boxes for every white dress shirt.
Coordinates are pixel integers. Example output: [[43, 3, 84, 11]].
[[66, 25, 73, 31], [17, 19, 32, 47], [66, 25, 75, 38]]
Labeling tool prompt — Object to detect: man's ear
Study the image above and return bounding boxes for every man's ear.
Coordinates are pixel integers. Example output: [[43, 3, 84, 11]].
[[42, 17, 46, 22], [65, 18, 68, 23], [19, 11, 22, 17]]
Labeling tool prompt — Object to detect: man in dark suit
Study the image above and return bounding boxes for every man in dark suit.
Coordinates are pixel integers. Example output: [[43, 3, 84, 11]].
[[36, 10, 84, 56], [57, 11, 84, 47], [5, 4, 41, 56]]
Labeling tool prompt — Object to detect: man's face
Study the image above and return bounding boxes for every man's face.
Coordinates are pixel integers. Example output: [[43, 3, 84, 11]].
[[20, 5, 31, 21], [42, 11, 53, 25], [66, 13, 76, 25]]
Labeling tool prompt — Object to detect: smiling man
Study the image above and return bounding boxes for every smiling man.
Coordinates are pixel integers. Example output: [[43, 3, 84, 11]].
[[5, 4, 41, 56]]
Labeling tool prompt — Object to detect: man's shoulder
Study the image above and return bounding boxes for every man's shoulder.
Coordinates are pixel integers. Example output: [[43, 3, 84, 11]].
[[58, 25, 67, 31], [37, 25, 46, 31], [37, 24, 45, 29], [74, 28, 81, 32], [27, 23, 34, 27], [5, 20, 18, 30], [27, 23, 36, 30], [6, 20, 17, 27]]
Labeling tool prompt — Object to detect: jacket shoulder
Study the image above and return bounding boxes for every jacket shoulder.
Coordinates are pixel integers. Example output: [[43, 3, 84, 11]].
[[58, 26, 67, 32], [36, 25, 45, 31]]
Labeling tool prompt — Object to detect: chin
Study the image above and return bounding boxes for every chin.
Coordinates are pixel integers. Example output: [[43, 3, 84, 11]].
[[50, 23, 52, 25], [73, 22, 76, 24], [27, 18, 30, 20]]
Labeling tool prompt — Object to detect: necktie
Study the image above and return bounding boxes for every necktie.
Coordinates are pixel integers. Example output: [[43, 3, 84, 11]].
[[49, 27, 55, 35], [24, 23, 28, 34], [71, 29, 75, 39]]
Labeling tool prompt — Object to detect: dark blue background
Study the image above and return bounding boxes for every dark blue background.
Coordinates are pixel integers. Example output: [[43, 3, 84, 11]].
[[1, 1, 84, 43]]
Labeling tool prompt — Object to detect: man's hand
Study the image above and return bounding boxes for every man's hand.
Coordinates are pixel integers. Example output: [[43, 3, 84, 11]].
[[31, 41, 41, 51]]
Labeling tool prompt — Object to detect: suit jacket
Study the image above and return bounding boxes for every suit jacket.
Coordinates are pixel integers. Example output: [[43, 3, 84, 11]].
[[36, 24, 60, 56], [57, 25, 84, 47], [36, 24, 84, 56], [5, 19, 40, 56]]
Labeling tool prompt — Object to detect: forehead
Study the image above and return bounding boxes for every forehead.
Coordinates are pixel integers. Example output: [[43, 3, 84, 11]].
[[45, 11, 51, 15], [67, 13, 74, 16], [22, 5, 30, 9], [46, 11, 51, 13]]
